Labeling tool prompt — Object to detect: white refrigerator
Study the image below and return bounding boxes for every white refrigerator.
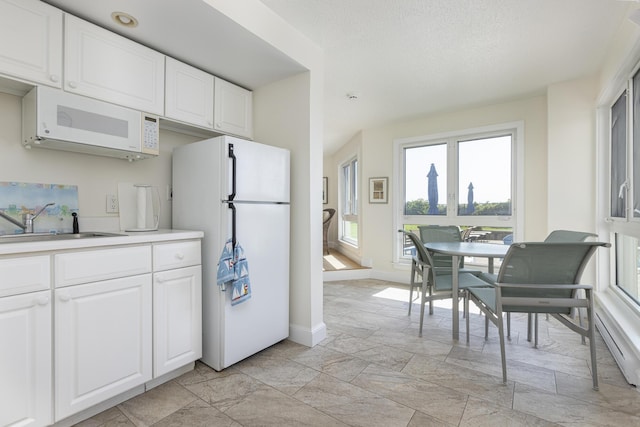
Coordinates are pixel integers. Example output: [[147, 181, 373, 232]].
[[172, 135, 290, 371]]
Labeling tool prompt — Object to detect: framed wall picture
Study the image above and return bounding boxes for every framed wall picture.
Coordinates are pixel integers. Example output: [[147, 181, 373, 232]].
[[322, 177, 328, 204], [369, 177, 388, 203]]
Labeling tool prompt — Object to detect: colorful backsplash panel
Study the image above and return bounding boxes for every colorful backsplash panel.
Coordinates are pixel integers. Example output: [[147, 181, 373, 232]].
[[0, 182, 79, 235]]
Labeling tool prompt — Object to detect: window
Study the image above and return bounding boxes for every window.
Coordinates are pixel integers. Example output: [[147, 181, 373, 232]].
[[340, 157, 358, 246], [395, 123, 522, 262], [610, 90, 627, 218], [606, 67, 640, 306]]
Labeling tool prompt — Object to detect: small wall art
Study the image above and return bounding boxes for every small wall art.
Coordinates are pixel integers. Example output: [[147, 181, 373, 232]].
[[0, 181, 79, 235], [369, 177, 388, 204]]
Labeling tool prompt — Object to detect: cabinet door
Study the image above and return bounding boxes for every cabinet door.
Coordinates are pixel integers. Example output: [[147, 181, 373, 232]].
[[0, 290, 52, 427], [0, 0, 62, 87], [165, 57, 214, 129], [214, 77, 253, 139], [54, 275, 152, 421], [154, 265, 202, 377], [64, 14, 165, 115]]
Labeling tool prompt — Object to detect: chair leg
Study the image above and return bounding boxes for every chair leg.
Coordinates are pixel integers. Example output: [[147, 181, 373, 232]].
[[586, 290, 599, 391], [506, 312, 511, 341], [484, 315, 489, 339], [419, 273, 428, 337], [534, 313, 539, 348], [497, 313, 507, 384], [465, 292, 470, 343], [408, 267, 415, 316], [428, 287, 434, 315], [577, 306, 586, 345], [527, 313, 533, 342]]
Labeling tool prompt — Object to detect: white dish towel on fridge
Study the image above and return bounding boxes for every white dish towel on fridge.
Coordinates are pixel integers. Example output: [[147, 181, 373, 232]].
[[216, 239, 251, 306]]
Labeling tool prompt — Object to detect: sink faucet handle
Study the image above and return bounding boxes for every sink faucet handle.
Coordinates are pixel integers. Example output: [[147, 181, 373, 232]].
[[33, 202, 55, 220]]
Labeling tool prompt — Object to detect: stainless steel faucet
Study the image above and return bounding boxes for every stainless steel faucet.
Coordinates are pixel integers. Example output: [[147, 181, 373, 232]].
[[0, 202, 55, 233]]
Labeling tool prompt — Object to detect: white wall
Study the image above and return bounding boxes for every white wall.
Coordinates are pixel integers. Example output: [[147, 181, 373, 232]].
[[325, 95, 548, 278], [254, 72, 327, 346], [547, 77, 598, 233], [0, 91, 199, 232]]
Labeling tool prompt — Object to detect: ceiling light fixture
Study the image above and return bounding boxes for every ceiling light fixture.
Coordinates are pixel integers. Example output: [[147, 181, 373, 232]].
[[111, 11, 138, 28]]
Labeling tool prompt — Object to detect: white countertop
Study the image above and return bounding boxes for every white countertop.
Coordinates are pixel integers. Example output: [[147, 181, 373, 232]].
[[0, 229, 204, 255]]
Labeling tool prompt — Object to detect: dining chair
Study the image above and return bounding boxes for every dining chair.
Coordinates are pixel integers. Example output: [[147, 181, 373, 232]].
[[398, 230, 489, 336], [464, 241, 610, 390], [511, 229, 600, 344], [418, 225, 464, 268], [544, 229, 597, 243]]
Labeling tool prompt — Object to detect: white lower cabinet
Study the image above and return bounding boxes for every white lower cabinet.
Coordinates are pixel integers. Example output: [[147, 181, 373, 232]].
[[0, 236, 202, 426], [54, 274, 152, 421], [154, 265, 202, 377], [0, 290, 52, 427]]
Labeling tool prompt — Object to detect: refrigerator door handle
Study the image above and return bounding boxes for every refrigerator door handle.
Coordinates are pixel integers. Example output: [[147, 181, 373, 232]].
[[228, 143, 236, 202], [229, 201, 236, 247], [222, 200, 237, 248], [227, 143, 237, 247]]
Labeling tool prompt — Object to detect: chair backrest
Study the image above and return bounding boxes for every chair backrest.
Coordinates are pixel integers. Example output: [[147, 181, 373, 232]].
[[496, 241, 609, 313], [544, 230, 597, 243], [323, 209, 336, 236], [418, 225, 462, 267], [323, 208, 336, 226], [398, 230, 436, 273]]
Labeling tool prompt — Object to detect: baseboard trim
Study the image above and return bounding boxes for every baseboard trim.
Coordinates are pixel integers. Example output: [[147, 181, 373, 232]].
[[289, 321, 327, 347]]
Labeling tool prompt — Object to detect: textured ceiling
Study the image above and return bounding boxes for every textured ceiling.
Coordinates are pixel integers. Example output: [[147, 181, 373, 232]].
[[261, 0, 633, 153]]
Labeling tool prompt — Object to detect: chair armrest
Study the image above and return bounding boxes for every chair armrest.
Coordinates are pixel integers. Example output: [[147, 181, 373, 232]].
[[497, 283, 593, 290]]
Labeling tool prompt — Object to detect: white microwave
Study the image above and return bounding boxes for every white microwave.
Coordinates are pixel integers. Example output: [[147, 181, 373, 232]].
[[22, 86, 159, 161]]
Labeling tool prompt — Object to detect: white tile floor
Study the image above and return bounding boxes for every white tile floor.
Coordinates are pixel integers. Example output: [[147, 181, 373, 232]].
[[77, 279, 640, 426]]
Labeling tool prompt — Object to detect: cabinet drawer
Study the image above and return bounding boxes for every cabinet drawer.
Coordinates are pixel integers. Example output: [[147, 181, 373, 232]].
[[0, 255, 50, 297], [153, 240, 201, 272], [55, 245, 151, 287]]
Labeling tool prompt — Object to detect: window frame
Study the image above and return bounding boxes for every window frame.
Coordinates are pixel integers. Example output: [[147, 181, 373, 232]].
[[339, 155, 359, 247], [600, 61, 640, 307], [393, 122, 524, 263]]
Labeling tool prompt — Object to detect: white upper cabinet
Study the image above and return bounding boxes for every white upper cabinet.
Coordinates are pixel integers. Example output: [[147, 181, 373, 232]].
[[0, 0, 62, 88], [214, 77, 253, 139], [165, 57, 214, 129], [64, 14, 165, 115]]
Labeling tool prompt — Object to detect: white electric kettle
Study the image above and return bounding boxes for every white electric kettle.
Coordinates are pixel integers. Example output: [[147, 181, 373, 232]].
[[132, 184, 160, 231], [118, 183, 160, 231]]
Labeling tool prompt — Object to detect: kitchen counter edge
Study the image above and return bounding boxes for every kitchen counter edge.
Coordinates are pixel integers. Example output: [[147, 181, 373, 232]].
[[0, 229, 204, 255]]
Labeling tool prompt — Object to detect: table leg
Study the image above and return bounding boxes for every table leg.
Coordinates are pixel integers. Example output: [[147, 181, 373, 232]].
[[452, 254, 459, 340], [488, 257, 494, 274]]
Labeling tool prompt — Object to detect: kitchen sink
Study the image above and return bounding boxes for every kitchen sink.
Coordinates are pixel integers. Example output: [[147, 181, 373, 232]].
[[0, 232, 125, 243]]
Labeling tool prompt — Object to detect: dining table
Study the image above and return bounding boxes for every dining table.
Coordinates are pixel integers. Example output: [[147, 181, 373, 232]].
[[424, 241, 509, 340]]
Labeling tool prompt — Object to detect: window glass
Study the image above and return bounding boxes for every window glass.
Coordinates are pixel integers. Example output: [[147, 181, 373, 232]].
[[457, 135, 512, 216], [634, 71, 640, 218], [404, 143, 447, 215], [611, 91, 627, 218], [615, 233, 640, 304]]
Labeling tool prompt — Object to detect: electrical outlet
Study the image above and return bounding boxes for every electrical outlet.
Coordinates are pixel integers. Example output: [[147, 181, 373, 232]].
[[106, 194, 118, 213]]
